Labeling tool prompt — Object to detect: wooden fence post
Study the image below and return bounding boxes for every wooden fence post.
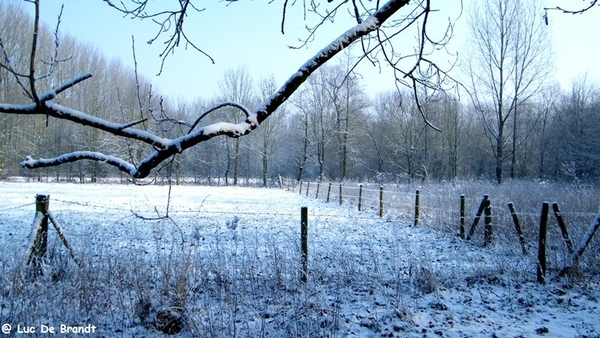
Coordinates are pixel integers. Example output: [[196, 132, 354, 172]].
[[316, 182, 320, 199], [466, 195, 488, 241], [299, 181, 303, 195], [301, 207, 308, 283], [339, 183, 343, 206], [306, 181, 310, 197], [327, 183, 332, 203], [358, 184, 363, 211], [27, 194, 50, 276], [379, 186, 384, 218], [413, 189, 420, 227], [552, 202, 574, 255], [483, 197, 493, 246], [537, 202, 549, 284], [459, 195, 466, 239], [508, 202, 527, 255]]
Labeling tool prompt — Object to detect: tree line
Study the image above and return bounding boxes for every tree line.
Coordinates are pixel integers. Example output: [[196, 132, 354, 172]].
[[0, 1, 598, 185]]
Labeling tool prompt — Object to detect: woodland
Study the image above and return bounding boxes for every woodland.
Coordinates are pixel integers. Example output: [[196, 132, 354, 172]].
[[0, 1, 599, 185]]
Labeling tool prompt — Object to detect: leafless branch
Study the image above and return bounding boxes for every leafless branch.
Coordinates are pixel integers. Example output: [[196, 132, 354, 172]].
[[544, 0, 598, 15], [0, 37, 33, 98], [289, 0, 348, 50], [37, 4, 72, 82], [103, 0, 214, 74], [28, 0, 40, 105], [188, 102, 252, 134]]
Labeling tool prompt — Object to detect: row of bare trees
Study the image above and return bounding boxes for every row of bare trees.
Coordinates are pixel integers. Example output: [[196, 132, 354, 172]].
[[0, 2, 162, 182], [1, 1, 599, 185]]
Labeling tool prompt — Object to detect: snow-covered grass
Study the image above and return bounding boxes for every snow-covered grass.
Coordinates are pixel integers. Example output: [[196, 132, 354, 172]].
[[0, 181, 599, 337]]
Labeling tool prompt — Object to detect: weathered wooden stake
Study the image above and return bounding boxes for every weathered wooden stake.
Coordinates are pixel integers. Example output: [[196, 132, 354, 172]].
[[459, 195, 466, 239], [483, 198, 493, 246], [358, 184, 363, 211], [326, 182, 332, 202], [27, 194, 50, 276], [466, 195, 488, 240], [299, 181, 303, 195], [315, 182, 320, 199], [537, 202, 549, 284], [33, 195, 49, 251], [413, 189, 420, 227], [559, 213, 600, 277], [300, 206, 308, 283], [339, 183, 343, 206], [306, 181, 310, 197], [379, 186, 384, 218], [508, 202, 527, 255], [552, 202, 574, 255], [48, 211, 79, 267]]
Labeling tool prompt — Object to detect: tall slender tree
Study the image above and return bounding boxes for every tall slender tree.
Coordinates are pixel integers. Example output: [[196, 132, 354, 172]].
[[465, 0, 551, 183]]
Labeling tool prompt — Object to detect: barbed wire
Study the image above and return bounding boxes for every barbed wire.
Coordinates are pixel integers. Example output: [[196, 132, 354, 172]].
[[0, 202, 36, 212], [5, 180, 598, 237], [283, 178, 599, 230]]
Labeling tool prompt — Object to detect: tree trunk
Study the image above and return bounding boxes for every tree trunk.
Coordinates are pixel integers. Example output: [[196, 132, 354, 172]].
[[495, 126, 504, 185], [296, 115, 309, 181], [510, 96, 518, 179], [262, 146, 268, 187], [233, 138, 240, 185]]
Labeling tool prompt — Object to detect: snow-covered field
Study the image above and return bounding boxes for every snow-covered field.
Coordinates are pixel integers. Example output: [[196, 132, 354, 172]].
[[0, 182, 599, 337]]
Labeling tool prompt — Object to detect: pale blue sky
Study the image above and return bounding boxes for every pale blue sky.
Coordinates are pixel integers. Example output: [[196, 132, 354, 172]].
[[33, 1, 600, 103]]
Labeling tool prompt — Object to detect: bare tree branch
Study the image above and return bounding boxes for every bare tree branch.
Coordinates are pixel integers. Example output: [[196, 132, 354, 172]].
[[545, 0, 598, 15], [21, 152, 137, 176], [103, 0, 214, 74], [28, 0, 41, 105]]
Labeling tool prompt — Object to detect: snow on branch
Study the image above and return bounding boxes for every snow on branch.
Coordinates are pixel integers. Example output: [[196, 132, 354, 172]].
[[21, 152, 138, 177], [0, 86, 169, 149], [255, 0, 409, 123], [38, 73, 92, 102], [188, 101, 253, 134]]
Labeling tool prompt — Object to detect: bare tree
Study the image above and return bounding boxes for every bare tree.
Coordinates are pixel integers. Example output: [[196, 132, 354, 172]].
[[465, 0, 550, 184], [255, 76, 286, 186], [217, 66, 255, 186], [293, 68, 335, 181], [324, 58, 369, 181], [288, 99, 311, 181], [369, 90, 426, 181], [0, 0, 455, 179], [549, 78, 600, 180]]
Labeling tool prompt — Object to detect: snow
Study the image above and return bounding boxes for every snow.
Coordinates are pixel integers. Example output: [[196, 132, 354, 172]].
[[20, 152, 138, 176], [199, 121, 251, 137], [0, 182, 598, 337], [44, 101, 169, 147], [0, 102, 37, 113]]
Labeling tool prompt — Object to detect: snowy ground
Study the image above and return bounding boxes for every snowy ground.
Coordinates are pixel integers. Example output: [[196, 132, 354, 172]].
[[0, 182, 599, 337]]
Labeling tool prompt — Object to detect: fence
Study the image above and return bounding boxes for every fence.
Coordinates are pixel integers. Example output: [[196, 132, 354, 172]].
[[11, 179, 600, 283], [281, 177, 600, 283]]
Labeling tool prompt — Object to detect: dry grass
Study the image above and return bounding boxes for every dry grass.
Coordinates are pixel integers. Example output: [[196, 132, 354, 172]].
[[1, 179, 599, 336]]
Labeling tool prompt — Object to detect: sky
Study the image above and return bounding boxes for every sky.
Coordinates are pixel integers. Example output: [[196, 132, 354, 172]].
[[29, 0, 600, 104]]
